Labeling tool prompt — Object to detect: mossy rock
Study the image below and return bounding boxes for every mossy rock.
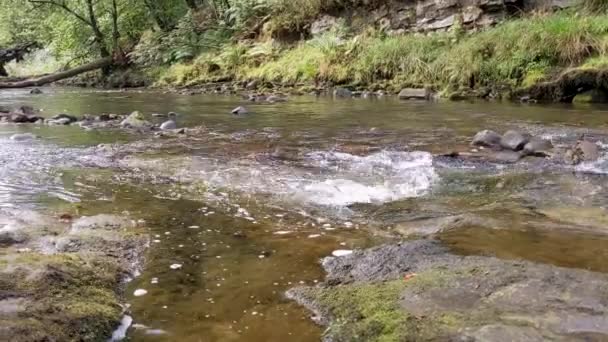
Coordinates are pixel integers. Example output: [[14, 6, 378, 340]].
[[0, 253, 124, 341]]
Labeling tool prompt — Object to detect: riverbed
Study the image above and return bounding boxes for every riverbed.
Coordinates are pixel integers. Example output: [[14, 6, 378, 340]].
[[2, 87, 608, 341]]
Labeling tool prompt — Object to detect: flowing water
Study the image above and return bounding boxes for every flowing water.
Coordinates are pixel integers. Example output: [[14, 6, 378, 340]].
[[2, 87, 608, 341]]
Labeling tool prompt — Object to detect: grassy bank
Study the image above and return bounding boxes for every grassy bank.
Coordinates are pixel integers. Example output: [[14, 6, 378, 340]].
[[154, 11, 608, 97]]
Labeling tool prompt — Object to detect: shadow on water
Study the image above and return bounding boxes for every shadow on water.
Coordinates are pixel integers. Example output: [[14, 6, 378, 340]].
[[439, 226, 608, 273]]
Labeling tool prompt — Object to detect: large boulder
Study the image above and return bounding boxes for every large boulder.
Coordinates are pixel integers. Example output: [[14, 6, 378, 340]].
[[500, 130, 530, 151], [471, 130, 502, 147]]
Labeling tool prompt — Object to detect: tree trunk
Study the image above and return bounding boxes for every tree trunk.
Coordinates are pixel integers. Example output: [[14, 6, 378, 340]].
[[0, 57, 112, 89]]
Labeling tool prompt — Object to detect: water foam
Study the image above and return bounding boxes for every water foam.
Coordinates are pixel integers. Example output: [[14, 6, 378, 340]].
[[290, 151, 437, 205], [122, 150, 438, 207]]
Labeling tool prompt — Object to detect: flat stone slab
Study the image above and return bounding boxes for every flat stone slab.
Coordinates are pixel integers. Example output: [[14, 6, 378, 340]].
[[287, 240, 608, 341]]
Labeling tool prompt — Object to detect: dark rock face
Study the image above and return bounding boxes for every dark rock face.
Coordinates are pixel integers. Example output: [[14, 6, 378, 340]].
[[313, 0, 576, 36], [525, 69, 608, 103], [471, 130, 502, 147], [500, 130, 530, 151], [288, 240, 608, 342]]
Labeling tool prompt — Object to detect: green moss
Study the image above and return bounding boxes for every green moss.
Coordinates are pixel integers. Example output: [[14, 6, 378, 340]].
[[308, 269, 465, 341], [1, 252, 124, 341]]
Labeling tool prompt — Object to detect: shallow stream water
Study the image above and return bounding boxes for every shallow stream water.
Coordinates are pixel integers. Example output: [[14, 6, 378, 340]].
[[2, 87, 608, 341]]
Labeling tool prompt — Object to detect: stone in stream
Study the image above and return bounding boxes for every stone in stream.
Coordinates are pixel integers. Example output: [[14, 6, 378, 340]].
[[29, 88, 43, 95], [398, 88, 430, 100], [5, 112, 42, 123], [500, 130, 530, 151], [333, 87, 352, 98], [287, 240, 608, 342], [231, 106, 249, 115], [523, 137, 554, 156], [9, 133, 37, 141], [160, 120, 177, 130], [266, 95, 288, 103], [471, 129, 502, 147], [51, 113, 78, 124], [246, 80, 258, 90], [565, 140, 600, 165], [121, 111, 152, 129]]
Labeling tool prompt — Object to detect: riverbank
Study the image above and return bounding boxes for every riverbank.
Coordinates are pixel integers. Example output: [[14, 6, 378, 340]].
[[147, 10, 608, 103]]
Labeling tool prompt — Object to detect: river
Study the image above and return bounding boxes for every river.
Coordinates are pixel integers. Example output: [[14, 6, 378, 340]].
[[1, 87, 608, 341]]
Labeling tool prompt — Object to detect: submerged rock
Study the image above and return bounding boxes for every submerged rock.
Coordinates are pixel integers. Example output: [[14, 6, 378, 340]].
[[9, 133, 37, 141], [471, 130, 502, 147], [29, 88, 43, 95], [288, 240, 608, 342], [231, 106, 249, 115], [266, 95, 288, 103]]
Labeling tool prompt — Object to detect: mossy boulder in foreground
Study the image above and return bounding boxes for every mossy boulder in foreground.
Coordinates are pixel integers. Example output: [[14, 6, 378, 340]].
[[288, 240, 608, 341], [0, 210, 147, 341]]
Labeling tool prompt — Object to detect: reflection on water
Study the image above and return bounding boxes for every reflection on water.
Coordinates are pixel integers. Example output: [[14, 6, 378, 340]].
[[1, 88, 608, 341]]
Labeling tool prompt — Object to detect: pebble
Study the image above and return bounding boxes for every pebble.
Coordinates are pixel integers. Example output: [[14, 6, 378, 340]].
[[133, 289, 148, 297], [188, 225, 200, 229], [332, 250, 354, 257], [170, 264, 183, 270], [308, 234, 321, 238], [151, 278, 159, 284], [273, 231, 291, 235]]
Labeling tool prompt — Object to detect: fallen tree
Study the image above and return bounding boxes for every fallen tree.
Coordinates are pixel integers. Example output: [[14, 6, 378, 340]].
[[0, 57, 112, 89]]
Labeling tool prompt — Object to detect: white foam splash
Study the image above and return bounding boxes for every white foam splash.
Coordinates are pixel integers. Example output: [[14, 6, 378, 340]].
[[291, 151, 437, 206], [122, 150, 438, 207], [109, 315, 133, 341]]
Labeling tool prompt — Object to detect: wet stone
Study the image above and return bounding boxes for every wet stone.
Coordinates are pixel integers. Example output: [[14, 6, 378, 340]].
[[500, 130, 530, 151], [287, 240, 608, 342], [471, 130, 502, 147]]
